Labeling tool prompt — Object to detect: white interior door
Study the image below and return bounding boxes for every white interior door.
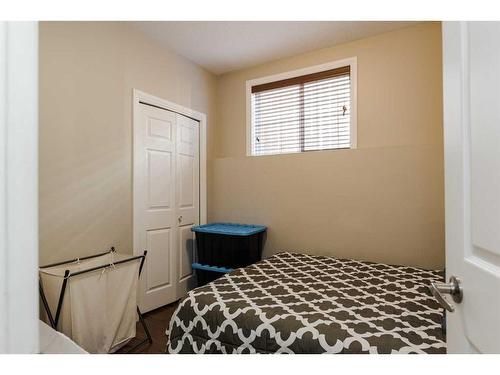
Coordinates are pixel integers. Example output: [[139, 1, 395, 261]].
[[442, 21, 500, 353], [134, 103, 199, 312]]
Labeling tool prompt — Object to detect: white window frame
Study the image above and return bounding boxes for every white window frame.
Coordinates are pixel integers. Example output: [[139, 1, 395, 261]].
[[245, 57, 357, 156]]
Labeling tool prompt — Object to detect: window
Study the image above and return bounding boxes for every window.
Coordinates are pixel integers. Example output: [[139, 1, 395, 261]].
[[247, 59, 356, 156]]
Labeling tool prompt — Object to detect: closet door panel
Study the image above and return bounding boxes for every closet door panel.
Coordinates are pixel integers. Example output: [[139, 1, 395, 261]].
[[135, 104, 177, 312], [175, 114, 199, 294], [146, 228, 172, 290]]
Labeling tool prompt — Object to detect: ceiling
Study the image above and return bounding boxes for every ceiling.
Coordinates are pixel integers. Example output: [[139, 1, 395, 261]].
[[133, 21, 419, 75]]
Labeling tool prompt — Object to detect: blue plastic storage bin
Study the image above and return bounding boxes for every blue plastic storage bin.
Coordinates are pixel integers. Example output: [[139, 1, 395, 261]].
[[192, 223, 267, 236], [191, 222, 266, 286], [191, 263, 234, 286]]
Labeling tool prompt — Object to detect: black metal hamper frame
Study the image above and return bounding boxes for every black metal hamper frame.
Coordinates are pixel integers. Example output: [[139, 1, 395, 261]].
[[38, 247, 153, 353]]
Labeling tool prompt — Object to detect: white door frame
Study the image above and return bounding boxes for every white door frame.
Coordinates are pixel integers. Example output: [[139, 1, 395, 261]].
[[132, 89, 207, 255], [0, 21, 39, 353]]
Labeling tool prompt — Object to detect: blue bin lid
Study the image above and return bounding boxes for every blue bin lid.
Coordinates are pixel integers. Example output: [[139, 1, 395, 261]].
[[191, 222, 267, 236]]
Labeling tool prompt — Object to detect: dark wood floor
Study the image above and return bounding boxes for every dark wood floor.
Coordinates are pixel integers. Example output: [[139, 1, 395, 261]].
[[116, 302, 179, 354]]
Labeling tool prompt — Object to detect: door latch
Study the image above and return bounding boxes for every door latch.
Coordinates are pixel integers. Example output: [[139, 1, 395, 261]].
[[429, 276, 463, 312]]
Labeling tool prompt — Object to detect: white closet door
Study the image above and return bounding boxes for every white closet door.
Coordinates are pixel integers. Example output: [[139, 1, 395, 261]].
[[134, 103, 200, 312], [175, 114, 199, 296], [135, 104, 177, 312]]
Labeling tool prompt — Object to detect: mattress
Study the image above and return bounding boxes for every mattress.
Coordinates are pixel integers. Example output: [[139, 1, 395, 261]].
[[167, 252, 445, 354]]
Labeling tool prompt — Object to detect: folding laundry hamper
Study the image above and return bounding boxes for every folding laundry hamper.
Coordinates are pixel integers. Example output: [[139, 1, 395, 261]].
[[39, 247, 152, 353]]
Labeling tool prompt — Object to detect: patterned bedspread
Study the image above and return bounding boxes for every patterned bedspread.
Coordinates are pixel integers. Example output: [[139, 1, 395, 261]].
[[167, 252, 446, 354]]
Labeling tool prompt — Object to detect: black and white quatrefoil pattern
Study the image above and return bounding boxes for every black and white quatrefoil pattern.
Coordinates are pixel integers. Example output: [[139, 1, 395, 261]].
[[167, 252, 446, 354]]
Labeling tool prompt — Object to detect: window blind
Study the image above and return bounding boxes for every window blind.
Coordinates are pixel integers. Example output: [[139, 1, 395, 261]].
[[251, 66, 351, 156]]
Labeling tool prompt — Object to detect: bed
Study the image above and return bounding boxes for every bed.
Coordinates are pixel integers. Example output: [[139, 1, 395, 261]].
[[166, 252, 445, 354]]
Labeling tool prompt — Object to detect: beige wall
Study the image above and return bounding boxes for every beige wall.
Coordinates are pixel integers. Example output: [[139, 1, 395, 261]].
[[211, 22, 444, 269], [40, 21, 444, 269], [39, 22, 217, 265]]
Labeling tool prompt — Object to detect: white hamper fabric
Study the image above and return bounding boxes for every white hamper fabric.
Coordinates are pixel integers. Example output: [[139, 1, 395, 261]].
[[39, 253, 140, 353]]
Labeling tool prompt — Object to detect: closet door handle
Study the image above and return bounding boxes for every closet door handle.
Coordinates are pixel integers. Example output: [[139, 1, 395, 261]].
[[178, 215, 183, 223]]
